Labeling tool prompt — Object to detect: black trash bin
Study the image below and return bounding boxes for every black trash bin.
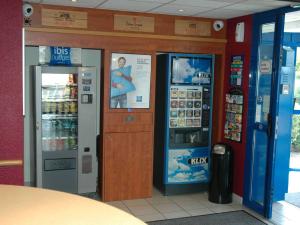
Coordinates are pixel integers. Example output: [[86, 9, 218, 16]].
[[209, 143, 233, 204]]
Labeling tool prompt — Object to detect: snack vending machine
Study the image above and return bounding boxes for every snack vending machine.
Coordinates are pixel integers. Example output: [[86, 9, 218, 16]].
[[34, 66, 98, 194], [154, 53, 214, 195]]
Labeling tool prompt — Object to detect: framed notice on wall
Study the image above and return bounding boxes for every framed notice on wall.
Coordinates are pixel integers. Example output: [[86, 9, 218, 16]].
[[224, 89, 243, 142], [110, 53, 152, 109]]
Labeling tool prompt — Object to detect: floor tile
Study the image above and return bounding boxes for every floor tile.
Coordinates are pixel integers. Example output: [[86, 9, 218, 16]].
[[162, 210, 190, 219], [153, 203, 183, 213], [185, 208, 214, 216], [107, 201, 126, 208], [127, 205, 159, 216], [175, 199, 207, 210], [136, 213, 165, 222], [123, 199, 150, 207], [168, 195, 194, 203], [146, 196, 173, 205], [209, 205, 235, 213]]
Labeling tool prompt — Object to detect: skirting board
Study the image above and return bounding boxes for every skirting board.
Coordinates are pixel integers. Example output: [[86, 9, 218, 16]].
[[233, 193, 243, 204]]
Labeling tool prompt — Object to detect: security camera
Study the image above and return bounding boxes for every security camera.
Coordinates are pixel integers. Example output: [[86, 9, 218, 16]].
[[213, 20, 224, 32], [23, 3, 33, 17]]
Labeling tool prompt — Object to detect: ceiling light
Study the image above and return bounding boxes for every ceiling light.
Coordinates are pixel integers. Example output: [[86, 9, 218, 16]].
[[178, 9, 184, 12], [71, 0, 77, 2]]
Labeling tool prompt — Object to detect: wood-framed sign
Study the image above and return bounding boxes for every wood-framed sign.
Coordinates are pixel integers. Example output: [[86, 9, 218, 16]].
[[175, 20, 211, 37], [41, 8, 87, 29], [114, 15, 155, 33]]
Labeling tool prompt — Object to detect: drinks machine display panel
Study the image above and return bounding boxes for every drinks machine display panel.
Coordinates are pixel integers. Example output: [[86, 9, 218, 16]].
[[168, 86, 211, 148]]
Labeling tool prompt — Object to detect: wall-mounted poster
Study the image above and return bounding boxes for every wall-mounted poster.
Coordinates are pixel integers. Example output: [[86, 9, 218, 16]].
[[167, 149, 209, 183], [110, 53, 151, 108], [171, 56, 212, 85]]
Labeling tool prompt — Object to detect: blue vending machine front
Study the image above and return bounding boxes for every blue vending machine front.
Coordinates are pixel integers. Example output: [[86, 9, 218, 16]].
[[154, 53, 214, 195]]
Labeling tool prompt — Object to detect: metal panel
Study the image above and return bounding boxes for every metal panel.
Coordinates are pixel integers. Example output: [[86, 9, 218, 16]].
[[78, 67, 98, 193], [24, 46, 39, 186], [35, 66, 43, 187]]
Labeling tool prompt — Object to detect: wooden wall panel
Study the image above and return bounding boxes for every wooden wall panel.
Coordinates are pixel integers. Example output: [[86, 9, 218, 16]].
[[103, 132, 153, 201], [25, 3, 227, 201], [29, 4, 227, 39]]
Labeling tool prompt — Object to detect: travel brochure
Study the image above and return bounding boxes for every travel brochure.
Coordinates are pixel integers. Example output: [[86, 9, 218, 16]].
[[230, 55, 244, 86], [224, 92, 243, 142]]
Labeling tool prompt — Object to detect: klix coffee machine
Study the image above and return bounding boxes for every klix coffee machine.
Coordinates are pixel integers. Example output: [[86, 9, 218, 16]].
[[154, 53, 214, 195]]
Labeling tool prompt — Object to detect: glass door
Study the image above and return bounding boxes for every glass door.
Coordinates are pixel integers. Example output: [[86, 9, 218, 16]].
[[35, 66, 79, 192], [41, 73, 78, 152], [244, 12, 284, 218]]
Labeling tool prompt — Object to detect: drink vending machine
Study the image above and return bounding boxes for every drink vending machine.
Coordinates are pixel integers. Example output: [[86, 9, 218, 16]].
[[154, 53, 214, 195], [34, 66, 98, 194]]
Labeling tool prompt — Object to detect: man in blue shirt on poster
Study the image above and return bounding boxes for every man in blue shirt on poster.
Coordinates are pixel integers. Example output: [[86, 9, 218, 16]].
[[110, 57, 136, 108]]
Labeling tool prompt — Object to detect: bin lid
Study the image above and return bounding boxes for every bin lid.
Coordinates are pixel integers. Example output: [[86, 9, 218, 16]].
[[213, 144, 226, 154]]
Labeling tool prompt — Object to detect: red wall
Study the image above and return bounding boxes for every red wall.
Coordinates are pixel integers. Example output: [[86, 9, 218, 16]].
[[222, 15, 253, 196], [0, 0, 23, 184]]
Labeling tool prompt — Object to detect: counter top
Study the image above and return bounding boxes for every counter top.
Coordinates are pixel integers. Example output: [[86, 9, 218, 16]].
[[0, 185, 145, 225]]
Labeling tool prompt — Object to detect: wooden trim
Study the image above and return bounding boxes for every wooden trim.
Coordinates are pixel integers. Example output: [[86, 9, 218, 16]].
[[0, 160, 23, 167], [25, 27, 227, 43]]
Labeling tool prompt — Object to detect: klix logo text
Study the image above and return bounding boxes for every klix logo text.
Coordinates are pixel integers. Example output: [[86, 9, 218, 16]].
[[188, 157, 208, 165]]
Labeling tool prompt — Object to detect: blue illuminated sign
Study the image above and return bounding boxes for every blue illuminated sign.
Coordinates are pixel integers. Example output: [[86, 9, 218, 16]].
[[50, 47, 71, 65]]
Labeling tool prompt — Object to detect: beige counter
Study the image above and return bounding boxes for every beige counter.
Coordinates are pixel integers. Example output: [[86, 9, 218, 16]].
[[0, 185, 145, 225]]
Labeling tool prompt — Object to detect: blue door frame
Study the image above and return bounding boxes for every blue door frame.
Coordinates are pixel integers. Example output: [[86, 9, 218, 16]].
[[244, 7, 300, 218], [244, 9, 284, 219]]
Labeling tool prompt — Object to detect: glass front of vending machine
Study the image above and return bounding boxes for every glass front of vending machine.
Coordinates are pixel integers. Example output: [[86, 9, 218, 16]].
[[154, 53, 214, 195]]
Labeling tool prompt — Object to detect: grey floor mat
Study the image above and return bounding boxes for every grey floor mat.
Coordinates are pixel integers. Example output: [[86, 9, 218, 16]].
[[147, 210, 266, 225]]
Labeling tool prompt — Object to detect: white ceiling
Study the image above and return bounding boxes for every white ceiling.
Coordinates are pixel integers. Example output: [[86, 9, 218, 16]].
[[25, 0, 299, 19]]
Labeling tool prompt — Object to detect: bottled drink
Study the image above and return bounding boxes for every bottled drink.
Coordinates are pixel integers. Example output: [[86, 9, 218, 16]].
[[63, 101, 70, 114], [64, 86, 70, 99]]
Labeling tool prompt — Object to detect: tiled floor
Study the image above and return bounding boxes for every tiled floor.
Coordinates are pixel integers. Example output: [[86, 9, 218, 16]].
[[105, 188, 273, 224], [271, 201, 300, 225], [270, 151, 300, 225]]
